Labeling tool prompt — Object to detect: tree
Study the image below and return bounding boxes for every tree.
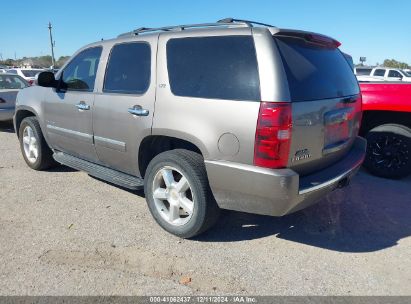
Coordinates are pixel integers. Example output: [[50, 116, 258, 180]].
[[383, 59, 410, 69], [56, 56, 70, 68], [3, 59, 14, 66]]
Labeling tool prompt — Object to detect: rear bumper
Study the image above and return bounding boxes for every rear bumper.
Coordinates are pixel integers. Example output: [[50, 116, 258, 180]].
[[205, 136, 366, 216], [0, 107, 15, 122]]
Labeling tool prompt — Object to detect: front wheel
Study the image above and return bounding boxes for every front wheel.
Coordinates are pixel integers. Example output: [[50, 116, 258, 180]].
[[364, 124, 411, 179], [144, 149, 220, 238], [18, 117, 57, 170]]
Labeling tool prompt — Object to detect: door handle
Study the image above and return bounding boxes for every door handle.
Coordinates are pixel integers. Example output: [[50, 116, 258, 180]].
[[76, 102, 90, 111], [128, 105, 149, 116]]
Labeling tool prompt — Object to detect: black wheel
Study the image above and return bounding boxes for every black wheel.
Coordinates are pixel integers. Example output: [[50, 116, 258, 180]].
[[18, 117, 57, 170], [144, 149, 220, 238], [364, 124, 411, 179]]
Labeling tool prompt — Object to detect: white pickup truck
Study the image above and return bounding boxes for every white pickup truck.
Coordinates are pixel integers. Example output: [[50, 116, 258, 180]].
[[355, 67, 411, 82]]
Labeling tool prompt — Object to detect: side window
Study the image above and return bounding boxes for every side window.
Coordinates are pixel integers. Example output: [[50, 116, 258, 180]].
[[388, 70, 402, 78], [103, 42, 151, 94], [61, 47, 102, 92], [8, 70, 17, 74], [356, 68, 372, 76], [373, 69, 386, 77], [166, 36, 260, 101], [0, 75, 27, 89]]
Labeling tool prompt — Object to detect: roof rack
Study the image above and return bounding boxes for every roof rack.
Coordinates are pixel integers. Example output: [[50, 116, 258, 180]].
[[217, 18, 275, 28], [118, 18, 275, 37]]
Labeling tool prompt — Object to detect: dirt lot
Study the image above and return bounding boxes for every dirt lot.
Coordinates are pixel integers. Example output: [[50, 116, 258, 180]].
[[0, 121, 410, 295]]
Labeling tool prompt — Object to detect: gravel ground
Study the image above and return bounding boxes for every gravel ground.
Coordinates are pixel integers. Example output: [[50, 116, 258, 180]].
[[0, 121, 410, 296]]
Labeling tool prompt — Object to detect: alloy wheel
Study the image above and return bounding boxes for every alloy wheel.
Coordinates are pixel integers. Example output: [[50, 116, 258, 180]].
[[22, 126, 39, 164], [152, 166, 194, 226]]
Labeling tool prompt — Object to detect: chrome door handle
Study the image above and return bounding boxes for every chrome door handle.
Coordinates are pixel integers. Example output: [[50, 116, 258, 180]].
[[128, 105, 149, 116], [76, 102, 90, 110]]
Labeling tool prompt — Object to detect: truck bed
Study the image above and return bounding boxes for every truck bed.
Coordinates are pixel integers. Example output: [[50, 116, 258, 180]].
[[359, 82, 411, 112]]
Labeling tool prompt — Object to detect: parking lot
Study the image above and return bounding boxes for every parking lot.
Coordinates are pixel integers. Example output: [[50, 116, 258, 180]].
[[0, 121, 410, 295]]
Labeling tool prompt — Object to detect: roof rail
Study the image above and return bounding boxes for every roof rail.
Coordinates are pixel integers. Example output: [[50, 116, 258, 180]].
[[118, 18, 275, 37], [217, 18, 275, 28]]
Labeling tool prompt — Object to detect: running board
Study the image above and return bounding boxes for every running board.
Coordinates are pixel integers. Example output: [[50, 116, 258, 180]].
[[53, 152, 144, 190]]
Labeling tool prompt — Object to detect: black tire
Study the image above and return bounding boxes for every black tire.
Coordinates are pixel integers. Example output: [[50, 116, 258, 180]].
[[363, 124, 411, 179], [144, 149, 220, 238], [18, 116, 57, 170]]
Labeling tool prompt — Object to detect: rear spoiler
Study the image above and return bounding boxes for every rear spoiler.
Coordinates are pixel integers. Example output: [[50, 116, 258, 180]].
[[270, 28, 341, 48]]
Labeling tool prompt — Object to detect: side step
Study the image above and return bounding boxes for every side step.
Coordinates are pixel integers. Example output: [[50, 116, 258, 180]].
[[53, 152, 144, 190]]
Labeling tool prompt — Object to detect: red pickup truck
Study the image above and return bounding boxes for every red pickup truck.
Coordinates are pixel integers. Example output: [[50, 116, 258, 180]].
[[359, 82, 411, 179]]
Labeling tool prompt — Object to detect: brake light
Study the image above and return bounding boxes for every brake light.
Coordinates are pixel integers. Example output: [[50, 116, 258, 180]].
[[28, 80, 34, 86], [254, 102, 292, 169], [306, 34, 341, 48]]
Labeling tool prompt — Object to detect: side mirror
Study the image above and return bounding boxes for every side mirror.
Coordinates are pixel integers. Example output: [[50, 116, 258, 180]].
[[36, 71, 57, 88]]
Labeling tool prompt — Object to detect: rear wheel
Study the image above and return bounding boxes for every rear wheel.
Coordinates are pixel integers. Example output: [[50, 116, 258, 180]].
[[364, 124, 411, 179], [18, 117, 57, 170], [144, 149, 220, 238]]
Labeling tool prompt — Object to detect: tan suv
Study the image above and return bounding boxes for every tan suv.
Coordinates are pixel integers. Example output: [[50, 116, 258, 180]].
[[14, 18, 366, 238]]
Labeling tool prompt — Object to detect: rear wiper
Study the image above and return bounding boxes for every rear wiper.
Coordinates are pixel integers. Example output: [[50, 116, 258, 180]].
[[341, 95, 358, 104]]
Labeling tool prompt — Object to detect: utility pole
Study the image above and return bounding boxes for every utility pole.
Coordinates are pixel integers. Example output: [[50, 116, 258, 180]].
[[48, 22, 56, 68]]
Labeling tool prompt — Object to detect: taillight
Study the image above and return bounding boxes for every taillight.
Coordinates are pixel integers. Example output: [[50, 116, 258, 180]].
[[356, 94, 363, 133], [28, 80, 34, 86], [254, 102, 292, 169]]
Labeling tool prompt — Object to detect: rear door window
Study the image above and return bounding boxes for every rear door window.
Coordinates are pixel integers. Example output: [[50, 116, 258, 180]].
[[373, 69, 386, 77], [167, 36, 260, 101], [274, 36, 359, 102], [355, 68, 372, 76], [104, 42, 151, 94]]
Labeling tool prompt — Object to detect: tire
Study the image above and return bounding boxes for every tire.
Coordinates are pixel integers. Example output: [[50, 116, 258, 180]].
[[18, 116, 57, 170], [363, 124, 411, 179], [144, 149, 220, 238]]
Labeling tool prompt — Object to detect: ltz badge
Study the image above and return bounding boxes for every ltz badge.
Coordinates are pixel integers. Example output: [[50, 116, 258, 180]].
[[292, 149, 311, 162]]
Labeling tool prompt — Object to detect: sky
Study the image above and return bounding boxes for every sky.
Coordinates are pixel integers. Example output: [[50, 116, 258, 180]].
[[1, 0, 410, 65]]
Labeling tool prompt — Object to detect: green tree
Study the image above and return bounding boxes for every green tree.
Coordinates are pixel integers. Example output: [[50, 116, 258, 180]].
[[383, 59, 410, 69], [56, 56, 70, 68]]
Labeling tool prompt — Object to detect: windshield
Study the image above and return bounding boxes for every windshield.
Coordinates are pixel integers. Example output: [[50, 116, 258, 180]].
[[0, 75, 29, 89], [274, 36, 359, 102], [21, 70, 43, 77], [402, 70, 411, 77]]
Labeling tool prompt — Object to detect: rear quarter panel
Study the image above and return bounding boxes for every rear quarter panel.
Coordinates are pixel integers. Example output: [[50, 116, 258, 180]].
[[153, 28, 286, 164]]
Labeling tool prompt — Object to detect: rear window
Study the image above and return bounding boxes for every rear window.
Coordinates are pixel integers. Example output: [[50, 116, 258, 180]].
[[274, 36, 359, 102], [167, 36, 260, 101], [21, 70, 42, 77], [356, 68, 372, 76]]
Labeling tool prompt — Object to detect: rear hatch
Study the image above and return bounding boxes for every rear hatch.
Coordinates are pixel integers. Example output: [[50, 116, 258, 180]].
[[273, 32, 362, 175]]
